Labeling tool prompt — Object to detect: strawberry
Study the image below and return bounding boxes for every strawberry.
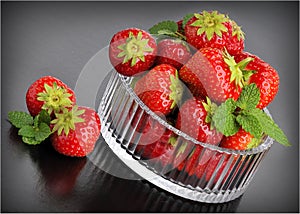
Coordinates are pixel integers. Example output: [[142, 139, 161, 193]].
[[135, 122, 177, 167], [233, 52, 280, 109], [156, 38, 192, 69], [179, 47, 252, 104], [51, 106, 101, 157], [26, 76, 76, 117], [184, 10, 245, 55], [134, 64, 183, 116], [175, 97, 223, 145], [109, 28, 157, 76], [219, 128, 261, 150]]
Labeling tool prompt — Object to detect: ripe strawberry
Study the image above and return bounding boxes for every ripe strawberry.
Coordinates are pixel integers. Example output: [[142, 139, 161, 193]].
[[156, 38, 192, 69], [109, 28, 157, 76], [233, 52, 280, 109], [220, 128, 261, 150], [175, 97, 223, 144], [185, 10, 245, 55], [26, 76, 76, 116], [135, 123, 177, 167], [51, 106, 101, 157], [179, 47, 251, 104], [134, 64, 183, 116]]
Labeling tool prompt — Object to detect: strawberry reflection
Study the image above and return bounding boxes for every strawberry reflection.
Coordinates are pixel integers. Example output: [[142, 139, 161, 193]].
[[28, 140, 87, 197]]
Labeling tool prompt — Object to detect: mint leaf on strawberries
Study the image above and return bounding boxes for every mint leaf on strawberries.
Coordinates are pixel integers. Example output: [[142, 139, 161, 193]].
[[236, 83, 260, 110], [212, 98, 239, 136], [248, 108, 291, 147], [182, 13, 194, 29], [8, 110, 52, 145], [149, 20, 186, 40], [211, 83, 291, 147]]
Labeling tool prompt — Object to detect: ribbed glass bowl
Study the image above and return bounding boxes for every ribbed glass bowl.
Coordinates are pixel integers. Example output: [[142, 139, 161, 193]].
[[98, 70, 274, 203]]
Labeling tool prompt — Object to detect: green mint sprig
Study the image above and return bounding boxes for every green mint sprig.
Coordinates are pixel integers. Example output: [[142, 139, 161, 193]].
[[149, 20, 186, 40], [8, 110, 52, 145], [182, 13, 194, 29], [211, 83, 291, 147]]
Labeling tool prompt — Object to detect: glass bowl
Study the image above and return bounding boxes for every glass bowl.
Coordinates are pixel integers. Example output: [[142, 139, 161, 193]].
[[98, 70, 274, 203]]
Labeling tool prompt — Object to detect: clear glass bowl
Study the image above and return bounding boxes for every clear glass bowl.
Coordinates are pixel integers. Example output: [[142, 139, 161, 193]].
[[98, 70, 274, 203]]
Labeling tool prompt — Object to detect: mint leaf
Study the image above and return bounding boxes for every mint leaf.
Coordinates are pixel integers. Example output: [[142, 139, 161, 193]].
[[236, 83, 260, 110], [248, 108, 291, 146], [212, 98, 239, 136], [8, 111, 33, 128], [149, 20, 178, 35], [38, 109, 51, 125], [182, 13, 194, 29], [18, 125, 35, 138], [34, 122, 52, 142], [236, 113, 262, 138], [22, 136, 41, 145]]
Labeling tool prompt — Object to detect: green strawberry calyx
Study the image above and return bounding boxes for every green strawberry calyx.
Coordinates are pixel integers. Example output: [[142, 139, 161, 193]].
[[37, 82, 74, 115], [191, 10, 229, 40], [117, 31, 154, 67], [169, 70, 184, 109], [230, 20, 245, 41], [51, 105, 85, 136], [202, 97, 218, 129], [223, 49, 255, 88]]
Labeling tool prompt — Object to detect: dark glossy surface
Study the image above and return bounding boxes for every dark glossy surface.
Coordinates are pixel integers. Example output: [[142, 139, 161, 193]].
[[1, 1, 299, 212]]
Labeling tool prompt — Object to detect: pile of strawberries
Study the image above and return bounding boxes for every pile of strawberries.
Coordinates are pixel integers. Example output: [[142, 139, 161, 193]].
[[108, 10, 290, 172], [8, 76, 101, 157]]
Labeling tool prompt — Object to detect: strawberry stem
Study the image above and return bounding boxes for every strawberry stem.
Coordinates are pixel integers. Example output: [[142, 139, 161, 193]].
[[117, 31, 154, 67], [191, 10, 229, 40], [169, 70, 184, 109], [51, 105, 85, 136], [37, 82, 73, 115], [223, 49, 254, 88]]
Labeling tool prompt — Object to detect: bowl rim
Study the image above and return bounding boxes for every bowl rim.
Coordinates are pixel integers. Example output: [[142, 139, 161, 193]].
[[118, 72, 274, 156]]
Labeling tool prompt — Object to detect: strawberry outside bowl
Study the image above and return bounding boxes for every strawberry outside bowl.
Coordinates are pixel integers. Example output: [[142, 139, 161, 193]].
[[98, 69, 274, 204]]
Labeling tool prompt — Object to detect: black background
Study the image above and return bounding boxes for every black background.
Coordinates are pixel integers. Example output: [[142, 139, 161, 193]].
[[1, 1, 299, 212]]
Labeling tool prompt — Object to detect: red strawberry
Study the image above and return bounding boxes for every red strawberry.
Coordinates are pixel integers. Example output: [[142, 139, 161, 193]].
[[51, 106, 101, 157], [179, 47, 251, 104], [156, 38, 192, 69], [26, 76, 76, 116], [176, 97, 223, 145], [134, 64, 183, 116], [219, 128, 261, 150], [178, 144, 231, 183], [135, 123, 177, 167], [233, 52, 280, 109], [109, 28, 157, 76], [185, 10, 245, 55]]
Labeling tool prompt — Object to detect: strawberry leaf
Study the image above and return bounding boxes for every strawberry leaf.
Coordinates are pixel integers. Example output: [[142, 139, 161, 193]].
[[248, 108, 291, 146], [212, 98, 239, 136], [236, 83, 260, 110], [8, 111, 33, 128]]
